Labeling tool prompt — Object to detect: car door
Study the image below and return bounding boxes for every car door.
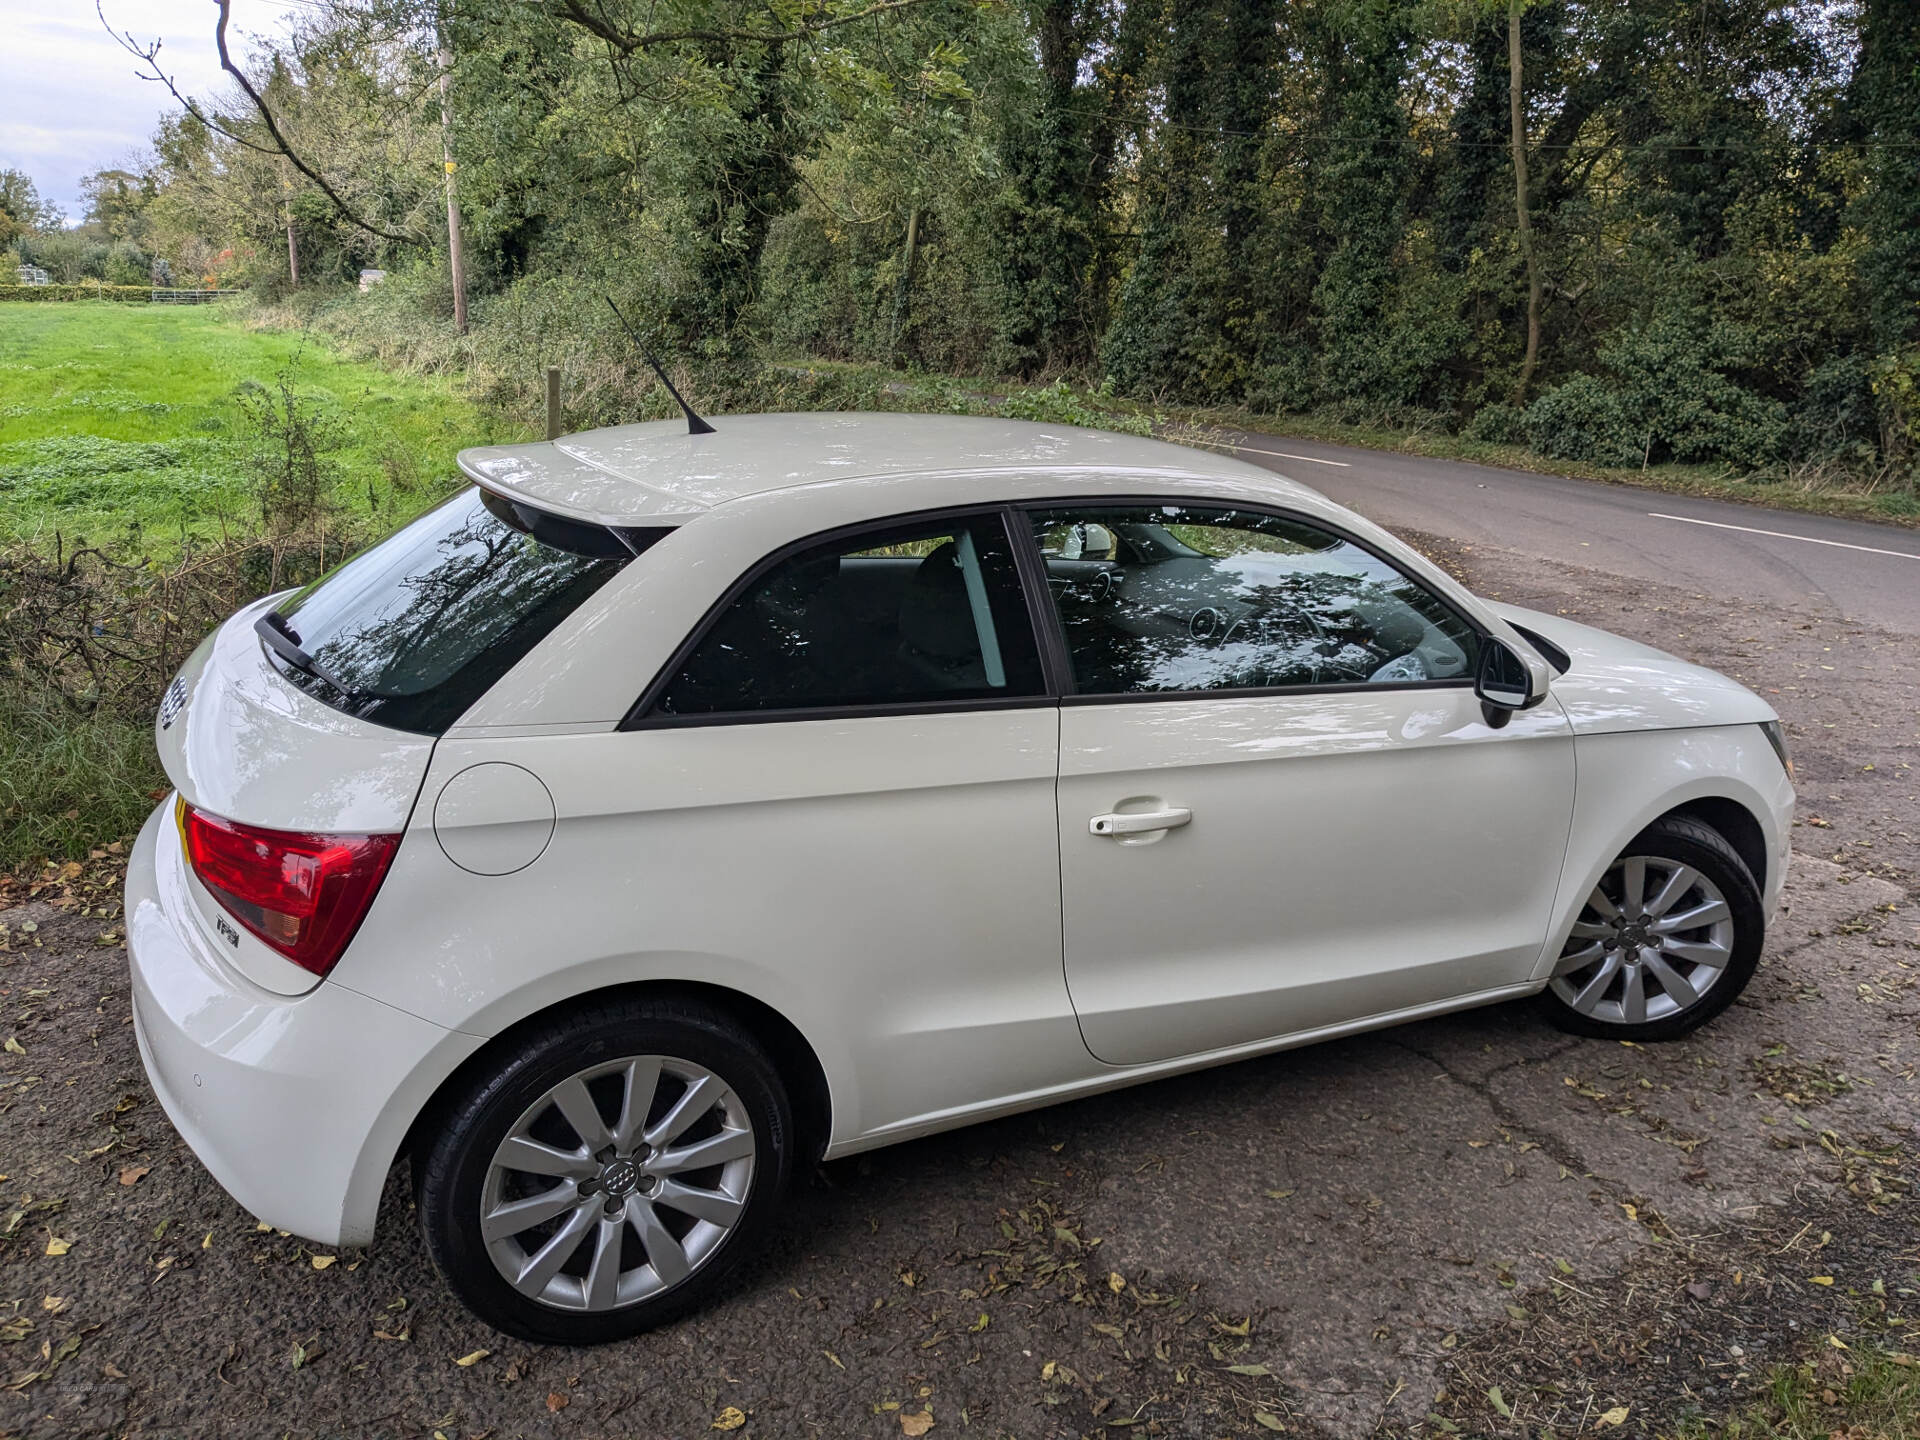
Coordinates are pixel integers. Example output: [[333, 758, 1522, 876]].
[[1025, 500, 1575, 1067], [536, 507, 1081, 1142]]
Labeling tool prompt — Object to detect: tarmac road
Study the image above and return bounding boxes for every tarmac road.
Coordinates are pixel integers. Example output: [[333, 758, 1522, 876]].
[[1211, 430, 1920, 635]]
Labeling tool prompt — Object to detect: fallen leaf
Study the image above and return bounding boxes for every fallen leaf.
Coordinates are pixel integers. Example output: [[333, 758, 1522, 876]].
[[310, 1254, 337, 1271], [1108, 1271, 1126, 1293], [547, 1391, 570, 1412], [1227, 1363, 1273, 1376], [1620, 1203, 1638, 1221], [1810, 1275, 1834, 1286], [1595, 1405, 1629, 1429], [712, 1407, 747, 1431], [45, 1233, 71, 1257], [102, 1362, 126, 1379], [1253, 1413, 1286, 1432], [40, 1296, 69, 1314], [454, 1349, 489, 1367], [969, 1312, 989, 1333], [1264, 1189, 1295, 1200], [4, 1036, 24, 1056], [373, 1327, 410, 1342], [1487, 1386, 1512, 1419], [900, 1410, 934, 1437]]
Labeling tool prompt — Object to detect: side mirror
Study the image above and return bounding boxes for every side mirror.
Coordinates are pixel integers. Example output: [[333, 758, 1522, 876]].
[[1475, 636, 1548, 725]]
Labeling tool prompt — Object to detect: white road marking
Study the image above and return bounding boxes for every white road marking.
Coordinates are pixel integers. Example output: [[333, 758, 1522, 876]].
[[1648, 512, 1920, 561], [1226, 443, 1352, 467]]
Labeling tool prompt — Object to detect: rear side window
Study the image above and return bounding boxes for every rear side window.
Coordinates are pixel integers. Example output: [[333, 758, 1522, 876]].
[[649, 512, 1045, 718], [267, 487, 647, 735]]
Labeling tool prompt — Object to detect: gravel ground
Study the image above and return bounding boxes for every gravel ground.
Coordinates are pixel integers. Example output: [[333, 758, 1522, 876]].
[[2, 533, 1916, 1440]]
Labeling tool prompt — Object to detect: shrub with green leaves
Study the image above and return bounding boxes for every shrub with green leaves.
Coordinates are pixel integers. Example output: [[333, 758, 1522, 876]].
[[1523, 377, 1644, 466]]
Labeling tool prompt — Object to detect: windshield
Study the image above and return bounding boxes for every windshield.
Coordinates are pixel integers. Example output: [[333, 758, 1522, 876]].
[[267, 487, 646, 735]]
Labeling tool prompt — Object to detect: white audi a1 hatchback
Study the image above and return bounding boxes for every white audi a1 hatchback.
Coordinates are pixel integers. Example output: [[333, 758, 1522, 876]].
[[127, 413, 1794, 1342]]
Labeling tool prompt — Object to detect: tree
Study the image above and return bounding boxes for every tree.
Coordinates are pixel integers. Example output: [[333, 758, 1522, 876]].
[[0, 170, 57, 247]]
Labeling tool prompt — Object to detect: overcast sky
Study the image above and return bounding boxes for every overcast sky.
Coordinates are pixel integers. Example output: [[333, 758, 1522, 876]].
[[3, 0, 304, 222]]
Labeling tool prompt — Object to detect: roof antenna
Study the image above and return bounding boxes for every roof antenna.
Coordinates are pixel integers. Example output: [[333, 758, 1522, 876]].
[[603, 295, 716, 435]]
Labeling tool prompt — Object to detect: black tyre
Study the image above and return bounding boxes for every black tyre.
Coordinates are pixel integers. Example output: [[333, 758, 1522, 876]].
[[415, 995, 792, 1344], [1538, 815, 1764, 1042]]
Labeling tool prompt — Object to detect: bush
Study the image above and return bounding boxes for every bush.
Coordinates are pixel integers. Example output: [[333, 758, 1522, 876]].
[[0, 537, 264, 866], [1465, 402, 1524, 444], [1523, 377, 1645, 466], [998, 379, 1154, 435], [1790, 353, 1880, 465], [1601, 309, 1788, 468], [0, 284, 153, 303]]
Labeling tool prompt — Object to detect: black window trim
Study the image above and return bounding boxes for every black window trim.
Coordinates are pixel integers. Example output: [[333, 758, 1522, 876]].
[[619, 503, 1060, 731], [618, 491, 1498, 731], [1009, 495, 1488, 708]]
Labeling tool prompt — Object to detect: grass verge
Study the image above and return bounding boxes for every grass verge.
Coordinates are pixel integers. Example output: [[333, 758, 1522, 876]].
[[1671, 1348, 1920, 1438], [0, 695, 163, 870]]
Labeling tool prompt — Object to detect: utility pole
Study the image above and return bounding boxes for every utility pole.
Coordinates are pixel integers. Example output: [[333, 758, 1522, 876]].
[[280, 158, 299, 286], [1507, 0, 1542, 404], [438, 4, 469, 334]]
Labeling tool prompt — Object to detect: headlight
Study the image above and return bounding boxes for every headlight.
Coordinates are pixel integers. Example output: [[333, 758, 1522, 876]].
[[1760, 720, 1794, 781]]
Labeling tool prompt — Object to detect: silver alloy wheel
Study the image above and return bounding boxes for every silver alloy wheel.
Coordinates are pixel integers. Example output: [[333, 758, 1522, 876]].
[[1549, 855, 1736, 1025], [480, 1056, 756, 1312]]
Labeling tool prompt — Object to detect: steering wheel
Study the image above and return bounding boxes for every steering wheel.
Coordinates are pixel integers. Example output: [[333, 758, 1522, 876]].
[[1216, 605, 1328, 687]]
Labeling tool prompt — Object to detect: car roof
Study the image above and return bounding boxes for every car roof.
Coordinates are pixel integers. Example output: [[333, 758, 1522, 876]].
[[456, 412, 1304, 527]]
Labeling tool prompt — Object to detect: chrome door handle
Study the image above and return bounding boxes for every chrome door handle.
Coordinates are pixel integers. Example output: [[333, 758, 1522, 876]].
[[1089, 807, 1192, 837]]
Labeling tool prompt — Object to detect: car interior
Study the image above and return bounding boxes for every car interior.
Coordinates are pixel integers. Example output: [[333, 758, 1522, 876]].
[[654, 528, 1030, 714]]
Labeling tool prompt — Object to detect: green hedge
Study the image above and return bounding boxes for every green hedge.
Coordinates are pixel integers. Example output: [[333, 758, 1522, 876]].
[[0, 284, 163, 303]]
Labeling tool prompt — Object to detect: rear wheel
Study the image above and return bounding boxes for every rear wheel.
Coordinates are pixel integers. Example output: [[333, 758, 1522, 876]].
[[416, 997, 791, 1344], [1539, 816, 1763, 1042]]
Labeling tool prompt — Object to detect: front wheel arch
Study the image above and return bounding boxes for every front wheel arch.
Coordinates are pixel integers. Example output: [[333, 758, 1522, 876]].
[[1665, 796, 1768, 897]]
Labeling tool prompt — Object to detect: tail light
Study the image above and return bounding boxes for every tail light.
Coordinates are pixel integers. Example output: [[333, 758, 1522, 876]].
[[175, 797, 400, 977]]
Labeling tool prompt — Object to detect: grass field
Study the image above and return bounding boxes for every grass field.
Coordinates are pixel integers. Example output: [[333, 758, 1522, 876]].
[[0, 303, 516, 549]]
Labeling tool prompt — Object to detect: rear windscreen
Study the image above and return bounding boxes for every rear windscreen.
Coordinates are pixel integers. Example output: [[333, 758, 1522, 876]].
[[267, 487, 647, 735]]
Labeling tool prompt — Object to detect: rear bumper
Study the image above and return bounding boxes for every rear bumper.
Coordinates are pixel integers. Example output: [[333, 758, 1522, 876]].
[[126, 799, 482, 1247]]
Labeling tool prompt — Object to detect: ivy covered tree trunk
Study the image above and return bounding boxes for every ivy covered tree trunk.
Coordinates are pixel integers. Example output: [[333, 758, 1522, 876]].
[[1853, 0, 1920, 464], [1102, 0, 1281, 400], [668, 45, 800, 367], [989, 0, 1115, 377], [1306, 1, 1414, 409]]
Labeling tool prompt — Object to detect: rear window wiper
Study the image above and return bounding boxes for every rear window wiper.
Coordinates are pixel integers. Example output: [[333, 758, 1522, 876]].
[[255, 610, 366, 701]]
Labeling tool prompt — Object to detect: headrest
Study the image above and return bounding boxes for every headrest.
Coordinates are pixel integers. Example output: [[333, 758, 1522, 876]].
[[897, 543, 982, 662]]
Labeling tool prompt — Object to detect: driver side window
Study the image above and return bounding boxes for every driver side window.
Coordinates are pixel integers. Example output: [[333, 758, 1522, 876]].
[[1028, 505, 1479, 697]]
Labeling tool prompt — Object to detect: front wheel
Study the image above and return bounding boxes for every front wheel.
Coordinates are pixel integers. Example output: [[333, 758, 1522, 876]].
[[1539, 816, 1764, 1042], [415, 997, 792, 1344]]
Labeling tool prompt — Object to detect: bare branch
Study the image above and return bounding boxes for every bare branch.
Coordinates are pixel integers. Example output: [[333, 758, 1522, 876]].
[[549, 0, 934, 53], [98, 0, 418, 243]]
